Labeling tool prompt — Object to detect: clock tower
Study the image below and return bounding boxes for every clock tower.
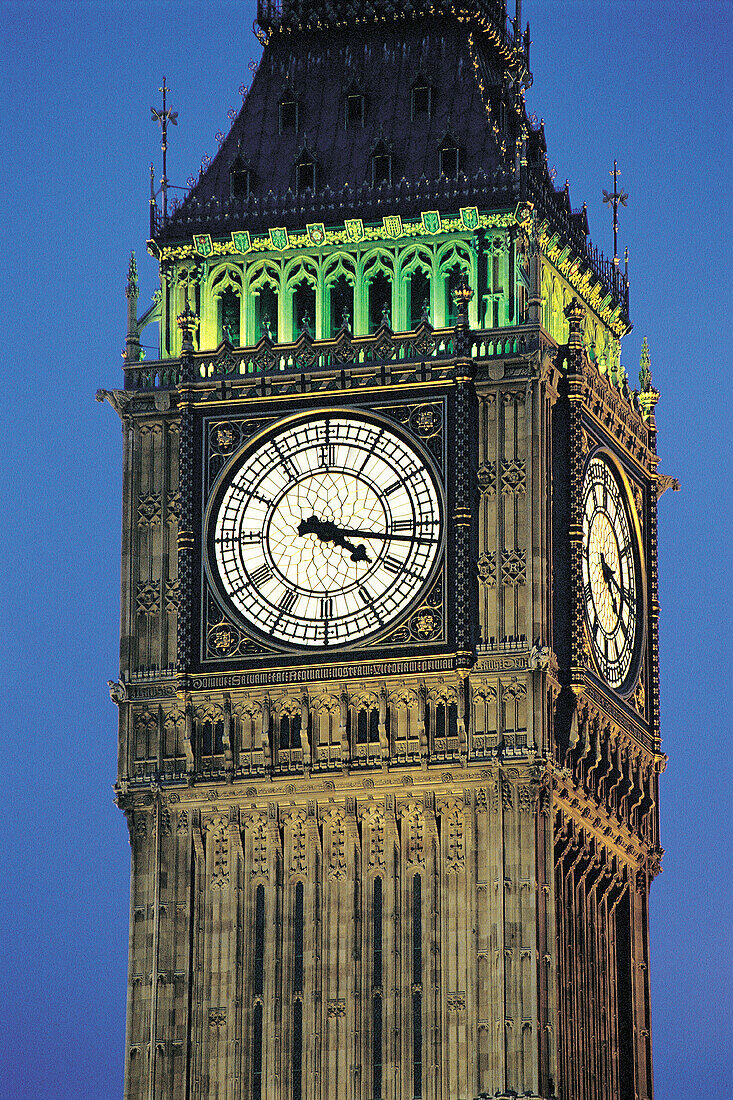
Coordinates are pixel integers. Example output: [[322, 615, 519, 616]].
[[100, 3, 669, 1098]]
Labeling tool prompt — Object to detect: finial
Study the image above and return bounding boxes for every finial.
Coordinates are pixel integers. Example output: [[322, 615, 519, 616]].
[[602, 160, 629, 268], [564, 297, 585, 350], [151, 76, 178, 225], [638, 338, 660, 422], [177, 291, 199, 353], [639, 337, 653, 392], [126, 252, 138, 299]]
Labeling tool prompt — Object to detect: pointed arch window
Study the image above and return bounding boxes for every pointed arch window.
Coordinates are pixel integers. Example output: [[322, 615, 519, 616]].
[[356, 706, 380, 744], [201, 717, 224, 768], [280, 712, 302, 750], [279, 93, 299, 133]]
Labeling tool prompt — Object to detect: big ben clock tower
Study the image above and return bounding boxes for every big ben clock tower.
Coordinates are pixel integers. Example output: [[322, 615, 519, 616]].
[[100, 2, 669, 1098]]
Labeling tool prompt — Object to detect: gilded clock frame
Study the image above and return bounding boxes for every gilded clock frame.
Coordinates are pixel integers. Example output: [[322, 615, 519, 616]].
[[581, 446, 647, 697]]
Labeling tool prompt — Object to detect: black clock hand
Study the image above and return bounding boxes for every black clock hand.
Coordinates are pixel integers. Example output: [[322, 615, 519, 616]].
[[599, 553, 620, 615], [334, 526, 437, 545], [297, 516, 372, 563]]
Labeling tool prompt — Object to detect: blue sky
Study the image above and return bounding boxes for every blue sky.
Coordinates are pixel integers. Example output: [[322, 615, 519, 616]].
[[1, 2, 731, 1096]]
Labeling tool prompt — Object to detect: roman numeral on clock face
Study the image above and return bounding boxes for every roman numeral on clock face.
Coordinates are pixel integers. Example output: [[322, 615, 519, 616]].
[[250, 564, 272, 587], [279, 590, 297, 614]]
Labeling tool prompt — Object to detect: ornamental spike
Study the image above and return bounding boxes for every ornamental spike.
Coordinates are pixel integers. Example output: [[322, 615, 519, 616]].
[[126, 252, 138, 297], [639, 336, 653, 392]]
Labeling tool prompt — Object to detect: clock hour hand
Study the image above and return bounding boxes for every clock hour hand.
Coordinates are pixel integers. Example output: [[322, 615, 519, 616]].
[[297, 515, 372, 563], [599, 553, 620, 614]]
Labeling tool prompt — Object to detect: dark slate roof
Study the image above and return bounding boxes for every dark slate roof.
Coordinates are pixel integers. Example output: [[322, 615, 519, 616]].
[[160, 11, 534, 239], [191, 21, 506, 200]]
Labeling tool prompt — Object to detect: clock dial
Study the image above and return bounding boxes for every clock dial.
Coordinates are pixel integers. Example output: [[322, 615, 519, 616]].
[[581, 455, 640, 689], [208, 412, 444, 650]]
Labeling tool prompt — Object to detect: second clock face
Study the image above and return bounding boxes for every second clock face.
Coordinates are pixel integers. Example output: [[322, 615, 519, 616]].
[[581, 455, 640, 690], [208, 411, 444, 650]]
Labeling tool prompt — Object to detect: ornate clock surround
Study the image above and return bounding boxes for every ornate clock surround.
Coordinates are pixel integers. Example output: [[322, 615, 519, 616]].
[[192, 390, 458, 673], [580, 446, 647, 696]]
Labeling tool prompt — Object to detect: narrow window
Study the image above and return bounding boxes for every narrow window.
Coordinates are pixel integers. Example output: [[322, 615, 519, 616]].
[[252, 884, 265, 1100], [357, 709, 368, 744], [411, 81, 432, 120], [292, 1000, 303, 1100], [292, 881, 304, 1100], [439, 141, 460, 180], [446, 266, 465, 326], [254, 885, 265, 996], [372, 876, 383, 1099], [202, 718, 224, 761], [435, 703, 446, 740], [330, 275, 353, 335], [220, 287, 240, 344], [280, 716, 291, 750], [256, 285, 278, 342], [230, 163, 251, 200], [448, 702, 458, 739], [279, 95, 299, 133], [412, 874, 423, 1098], [293, 281, 315, 336], [280, 713, 301, 750], [346, 92, 365, 128], [369, 707, 380, 743], [296, 157, 316, 194], [252, 1003, 263, 1100], [368, 272, 392, 333], [293, 882, 304, 993], [410, 269, 431, 329], [491, 253, 501, 293], [372, 152, 392, 186]]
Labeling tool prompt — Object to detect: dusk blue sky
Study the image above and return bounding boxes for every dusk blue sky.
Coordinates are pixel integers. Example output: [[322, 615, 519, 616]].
[[2, 2, 730, 1096]]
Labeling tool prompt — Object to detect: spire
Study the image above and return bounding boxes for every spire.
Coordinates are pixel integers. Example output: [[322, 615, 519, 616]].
[[124, 252, 141, 363], [639, 336, 652, 392], [638, 336, 660, 423]]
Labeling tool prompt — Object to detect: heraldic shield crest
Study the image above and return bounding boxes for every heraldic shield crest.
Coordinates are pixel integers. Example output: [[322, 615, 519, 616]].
[[422, 211, 442, 234], [269, 227, 289, 251], [193, 233, 213, 257], [231, 230, 251, 254]]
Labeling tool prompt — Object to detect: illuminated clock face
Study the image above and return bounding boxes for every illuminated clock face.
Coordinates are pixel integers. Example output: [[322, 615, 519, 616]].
[[581, 455, 640, 690], [208, 412, 444, 650]]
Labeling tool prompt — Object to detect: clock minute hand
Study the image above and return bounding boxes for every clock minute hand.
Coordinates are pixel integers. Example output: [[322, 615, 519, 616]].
[[337, 526, 437, 545]]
